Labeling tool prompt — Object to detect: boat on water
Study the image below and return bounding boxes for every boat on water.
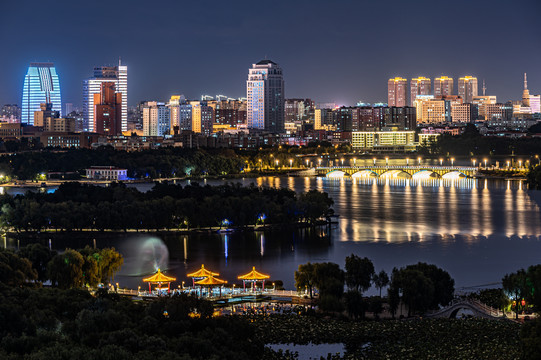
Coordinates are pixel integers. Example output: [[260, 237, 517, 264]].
[[217, 228, 235, 234]]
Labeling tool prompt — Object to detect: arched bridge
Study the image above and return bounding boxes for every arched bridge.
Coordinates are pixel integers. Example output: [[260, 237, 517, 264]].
[[425, 298, 506, 320], [318, 166, 477, 179]]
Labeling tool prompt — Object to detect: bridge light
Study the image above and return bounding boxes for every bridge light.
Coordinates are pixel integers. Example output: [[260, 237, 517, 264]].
[[483, 159, 487, 168], [518, 160, 522, 168], [472, 159, 476, 167], [406, 158, 409, 165], [507, 160, 510, 168], [417, 157, 421, 165], [373, 158, 376, 166], [318, 158, 322, 167], [385, 157, 389, 166], [439, 158, 443, 166], [305, 159, 309, 167], [340, 158, 344, 166], [353, 158, 356, 166], [289, 159, 293, 168], [451, 158, 455, 166]]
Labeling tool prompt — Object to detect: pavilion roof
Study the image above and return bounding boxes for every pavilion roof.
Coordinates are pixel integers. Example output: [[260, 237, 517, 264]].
[[238, 266, 270, 280], [194, 275, 227, 286], [143, 269, 176, 283], [187, 264, 219, 278]]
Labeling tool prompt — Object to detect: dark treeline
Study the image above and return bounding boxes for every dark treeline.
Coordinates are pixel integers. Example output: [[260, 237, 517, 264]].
[[419, 124, 541, 156], [294, 256, 455, 318], [0, 147, 244, 179], [0, 182, 334, 231]]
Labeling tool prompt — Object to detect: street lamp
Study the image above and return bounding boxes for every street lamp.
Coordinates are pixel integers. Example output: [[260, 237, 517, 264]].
[[305, 159, 309, 168], [451, 157, 455, 166], [373, 157, 376, 166], [182, 281, 185, 289], [484, 158, 487, 169], [289, 159, 293, 168], [518, 160, 522, 169], [258, 158, 262, 170], [507, 160, 510, 168], [418, 157, 421, 165], [273, 282, 276, 291], [439, 158, 443, 166], [406, 157, 409, 166], [472, 159, 476, 167], [341, 158, 344, 166], [353, 158, 357, 166], [318, 158, 322, 167], [385, 157, 389, 166], [275, 159, 279, 168]]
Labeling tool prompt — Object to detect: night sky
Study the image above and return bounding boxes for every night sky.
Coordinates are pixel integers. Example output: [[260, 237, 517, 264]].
[[1, 0, 540, 107]]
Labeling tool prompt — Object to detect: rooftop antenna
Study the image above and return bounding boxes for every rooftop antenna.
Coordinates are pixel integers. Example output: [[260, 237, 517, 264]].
[[482, 79, 486, 96], [119, 56, 122, 67], [524, 72, 528, 90]]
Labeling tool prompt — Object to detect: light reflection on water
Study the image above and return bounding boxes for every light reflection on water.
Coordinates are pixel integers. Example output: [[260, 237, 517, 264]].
[[3, 176, 541, 291]]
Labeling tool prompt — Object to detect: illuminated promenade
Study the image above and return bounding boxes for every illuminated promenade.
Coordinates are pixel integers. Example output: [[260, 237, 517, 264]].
[[317, 165, 478, 179]]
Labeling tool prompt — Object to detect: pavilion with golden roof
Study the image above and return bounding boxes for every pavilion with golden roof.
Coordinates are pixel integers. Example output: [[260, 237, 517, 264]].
[[186, 264, 220, 287], [238, 266, 270, 292], [143, 269, 176, 293]]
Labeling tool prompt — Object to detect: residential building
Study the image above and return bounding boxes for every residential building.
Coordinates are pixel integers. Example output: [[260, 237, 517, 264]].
[[472, 96, 497, 120], [387, 77, 407, 107], [485, 103, 513, 121], [93, 82, 122, 135], [143, 102, 170, 136], [458, 76, 478, 103], [192, 104, 214, 135], [22, 62, 62, 125], [414, 95, 451, 123], [1, 104, 21, 120], [247, 60, 285, 133], [83, 60, 127, 132], [410, 77, 431, 107], [434, 76, 453, 97], [351, 130, 416, 152], [383, 107, 416, 130], [451, 103, 477, 123]]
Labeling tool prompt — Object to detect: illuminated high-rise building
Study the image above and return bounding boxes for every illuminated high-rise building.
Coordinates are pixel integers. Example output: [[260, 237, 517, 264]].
[[458, 76, 478, 103], [83, 60, 127, 132], [410, 77, 431, 107], [21, 62, 62, 125], [94, 82, 122, 135], [434, 76, 453, 97], [387, 77, 407, 107], [192, 103, 214, 135], [522, 73, 530, 107], [143, 102, 170, 137], [247, 60, 285, 133]]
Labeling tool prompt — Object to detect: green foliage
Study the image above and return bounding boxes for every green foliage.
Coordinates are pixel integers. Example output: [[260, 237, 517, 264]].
[[502, 269, 528, 319], [294, 262, 316, 298], [527, 165, 541, 190], [0, 248, 37, 286], [389, 262, 454, 316], [47, 249, 85, 289], [18, 243, 56, 282], [468, 288, 509, 311], [344, 290, 365, 319], [521, 318, 541, 360], [372, 269, 389, 297], [344, 254, 374, 293]]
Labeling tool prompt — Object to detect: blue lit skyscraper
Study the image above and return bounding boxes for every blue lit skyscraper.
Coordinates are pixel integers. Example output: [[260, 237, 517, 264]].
[[21, 62, 62, 125]]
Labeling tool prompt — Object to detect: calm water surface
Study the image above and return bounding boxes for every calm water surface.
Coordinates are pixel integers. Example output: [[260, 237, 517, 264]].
[[5, 177, 541, 291]]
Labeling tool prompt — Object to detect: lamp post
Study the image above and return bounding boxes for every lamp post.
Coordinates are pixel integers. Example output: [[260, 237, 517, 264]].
[[138, 285, 141, 294], [439, 158, 443, 166], [182, 281, 185, 289], [385, 157, 389, 166], [373, 157, 376, 166], [451, 157, 455, 166], [116, 282, 119, 293], [340, 158, 344, 166], [418, 157, 421, 166], [289, 159, 293, 168], [519, 160, 522, 169], [507, 160, 510, 169], [484, 159, 487, 169], [472, 159, 476, 168], [273, 282, 276, 291], [275, 159, 279, 169], [318, 158, 322, 167], [258, 158, 262, 170], [406, 157, 409, 166], [353, 158, 357, 166], [305, 159, 309, 168]]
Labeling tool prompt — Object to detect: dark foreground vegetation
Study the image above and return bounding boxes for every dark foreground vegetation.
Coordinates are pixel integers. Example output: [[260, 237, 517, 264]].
[[0, 182, 334, 231], [2, 246, 541, 359]]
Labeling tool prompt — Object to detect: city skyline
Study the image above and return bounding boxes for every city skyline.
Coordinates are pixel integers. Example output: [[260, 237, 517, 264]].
[[1, 0, 540, 107]]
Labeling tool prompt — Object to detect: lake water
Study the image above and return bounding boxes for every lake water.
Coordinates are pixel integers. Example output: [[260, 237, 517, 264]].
[[5, 176, 541, 292]]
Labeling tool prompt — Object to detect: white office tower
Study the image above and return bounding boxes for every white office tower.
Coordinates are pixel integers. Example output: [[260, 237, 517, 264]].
[[83, 59, 128, 132], [247, 59, 284, 133]]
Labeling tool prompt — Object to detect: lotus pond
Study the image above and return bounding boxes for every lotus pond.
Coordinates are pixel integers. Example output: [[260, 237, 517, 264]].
[[256, 315, 521, 359]]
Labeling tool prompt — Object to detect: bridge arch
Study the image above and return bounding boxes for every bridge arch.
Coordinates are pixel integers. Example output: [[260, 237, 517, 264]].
[[442, 171, 467, 179], [380, 169, 411, 179], [412, 170, 440, 179], [326, 170, 347, 178], [352, 169, 378, 178]]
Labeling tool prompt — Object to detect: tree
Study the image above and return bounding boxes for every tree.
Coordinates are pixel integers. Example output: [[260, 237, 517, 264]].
[[404, 262, 454, 308], [399, 269, 434, 316], [503, 269, 527, 319], [372, 269, 389, 297], [344, 254, 374, 293], [0, 248, 37, 286], [96, 248, 124, 284], [47, 249, 84, 289], [18, 243, 56, 282], [344, 290, 365, 319], [294, 262, 316, 298], [526, 264, 541, 311], [313, 262, 344, 298]]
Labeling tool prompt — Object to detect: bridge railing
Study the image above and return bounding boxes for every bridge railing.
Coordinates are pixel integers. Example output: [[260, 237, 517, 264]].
[[318, 165, 477, 171]]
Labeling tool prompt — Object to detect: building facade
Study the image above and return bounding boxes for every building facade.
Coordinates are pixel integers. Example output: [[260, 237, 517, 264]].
[[387, 77, 407, 107], [410, 77, 431, 107], [451, 103, 477, 123], [414, 95, 451, 124], [247, 60, 285, 133], [94, 82, 122, 135], [458, 76, 478, 103], [143, 102, 170, 136], [22, 62, 62, 125], [83, 61, 128, 132], [434, 76, 453, 97]]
